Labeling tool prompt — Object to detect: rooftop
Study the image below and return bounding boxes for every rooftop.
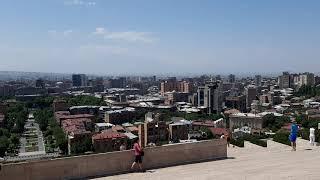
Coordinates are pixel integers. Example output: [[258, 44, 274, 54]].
[[62, 118, 92, 135], [230, 113, 262, 118], [92, 131, 127, 141], [95, 123, 114, 127]]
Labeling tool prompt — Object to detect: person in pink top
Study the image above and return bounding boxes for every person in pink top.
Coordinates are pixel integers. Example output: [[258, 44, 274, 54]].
[[131, 138, 144, 172]]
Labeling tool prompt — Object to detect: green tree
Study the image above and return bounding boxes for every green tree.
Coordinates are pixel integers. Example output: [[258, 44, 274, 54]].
[[263, 114, 290, 132], [71, 136, 92, 154], [34, 109, 53, 131], [0, 136, 9, 157]]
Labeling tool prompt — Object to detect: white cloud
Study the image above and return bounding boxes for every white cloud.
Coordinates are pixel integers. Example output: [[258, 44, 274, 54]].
[[64, 0, 96, 6], [48, 30, 57, 36], [48, 29, 73, 37], [93, 27, 106, 35], [63, 30, 73, 36], [92, 27, 156, 43]]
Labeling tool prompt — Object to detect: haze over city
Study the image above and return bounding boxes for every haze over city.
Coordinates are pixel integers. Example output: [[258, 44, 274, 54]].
[[1, 0, 320, 74], [2, 1, 320, 180]]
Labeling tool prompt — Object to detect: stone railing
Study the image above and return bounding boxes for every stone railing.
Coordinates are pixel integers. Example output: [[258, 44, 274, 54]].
[[0, 139, 227, 180]]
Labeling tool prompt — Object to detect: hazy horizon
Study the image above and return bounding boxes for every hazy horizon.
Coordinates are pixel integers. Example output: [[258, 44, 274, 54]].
[[1, 0, 320, 74]]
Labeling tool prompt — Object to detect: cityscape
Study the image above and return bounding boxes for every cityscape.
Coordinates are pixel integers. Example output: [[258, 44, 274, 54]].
[[2, 0, 320, 180]]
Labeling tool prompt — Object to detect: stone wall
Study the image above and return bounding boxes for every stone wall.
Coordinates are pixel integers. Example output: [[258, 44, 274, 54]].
[[0, 139, 227, 180]]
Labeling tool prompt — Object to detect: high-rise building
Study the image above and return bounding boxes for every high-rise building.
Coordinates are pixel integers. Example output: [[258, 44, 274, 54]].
[[225, 95, 247, 112], [35, 79, 45, 88], [245, 85, 258, 109], [160, 78, 192, 95], [299, 73, 315, 87], [0, 84, 15, 97], [228, 74, 235, 83], [315, 76, 320, 86], [197, 81, 223, 114], [72, 74, 87, 87], [278, 72, 292, 89], [255, 75, 262, 87], [110, 77, 127, 88]]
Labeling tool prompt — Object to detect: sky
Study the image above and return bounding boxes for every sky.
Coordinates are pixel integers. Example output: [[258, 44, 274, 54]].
[[1, 0, 320, 75]]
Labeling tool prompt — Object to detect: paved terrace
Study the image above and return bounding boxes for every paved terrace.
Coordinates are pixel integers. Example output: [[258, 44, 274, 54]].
[[97, 138, 320, 180]]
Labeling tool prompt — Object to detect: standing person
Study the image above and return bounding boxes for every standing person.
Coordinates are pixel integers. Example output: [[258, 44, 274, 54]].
[[310, 127, 315, 146], [131, 139, 144, 172], [289, 119, 299, 151], [226, 132, 231, 147]]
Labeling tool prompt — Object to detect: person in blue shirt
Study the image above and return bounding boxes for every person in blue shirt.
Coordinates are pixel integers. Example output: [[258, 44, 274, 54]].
[[289, 119, 299, 151]]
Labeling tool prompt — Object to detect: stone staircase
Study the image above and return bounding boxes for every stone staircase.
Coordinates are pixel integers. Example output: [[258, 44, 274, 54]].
[[229, 138, 319, 157], [99, 138, 320, 179]]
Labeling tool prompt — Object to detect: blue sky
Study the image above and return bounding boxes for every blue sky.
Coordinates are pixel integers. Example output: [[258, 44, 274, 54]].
[[1, 0, 320, 75]]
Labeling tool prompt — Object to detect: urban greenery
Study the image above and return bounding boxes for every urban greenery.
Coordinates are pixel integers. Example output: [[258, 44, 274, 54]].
[[34, 109, 53, 131], [273, 130, 291, 146], [26, 96, 54, 109], [263, 114, 290, 132], [244, 135, 267, 147], [230, 135, 267, 148], [294, 85, 320, 97], [70, 136, 92, 154], [230, 138, 244, 147], [65, 95, 106, 106], [34, 109, 67, 154], [0, 104, 28, 157]]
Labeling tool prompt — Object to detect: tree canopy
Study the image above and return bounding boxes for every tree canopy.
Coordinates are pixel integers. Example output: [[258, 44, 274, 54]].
[[263, 114, 290, 132]]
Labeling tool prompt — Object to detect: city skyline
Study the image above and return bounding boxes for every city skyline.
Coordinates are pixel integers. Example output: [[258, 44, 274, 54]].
[[1, 0, 320, 74]]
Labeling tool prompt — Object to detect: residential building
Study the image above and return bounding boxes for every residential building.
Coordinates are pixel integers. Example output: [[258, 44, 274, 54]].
[[104, 107, 136, 125], [245, 85, 258, 109], [278, 72, 292, 89], [160, 78, 192, 95], [138, 112, 169, 147], [169, 120, 191, 142], [69, 106, 100, 116], [296, 72, 315, 88], [225, 95, 247, 112], [197, 81, 223, 114], [161, 79, 177, 95], [229, 113, 264, 130], [0, 84, 15, 97], [15, 86, 47, 95], [192, 120, 215, 131], [164, 92, 190, 105], [72, 74, 87, 87], [61, 118, 93, 155], [95, 123, 114, 132], [110, 77, 127, 88], [55, 111, 95, 126], [177, 81, 193, 93], [315, 76, 320, 86], [228, 74, 235, 83], [52, 99, 69, 112], [255, 75, 262, 87], [35, 79, 45, 88], [92, 131, 127, 153]]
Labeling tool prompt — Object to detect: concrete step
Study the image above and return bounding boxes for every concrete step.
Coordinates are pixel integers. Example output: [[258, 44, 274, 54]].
[[267, 140, 291, 152], [296, 138, 319, 151], [244, 141, 267, 151]]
